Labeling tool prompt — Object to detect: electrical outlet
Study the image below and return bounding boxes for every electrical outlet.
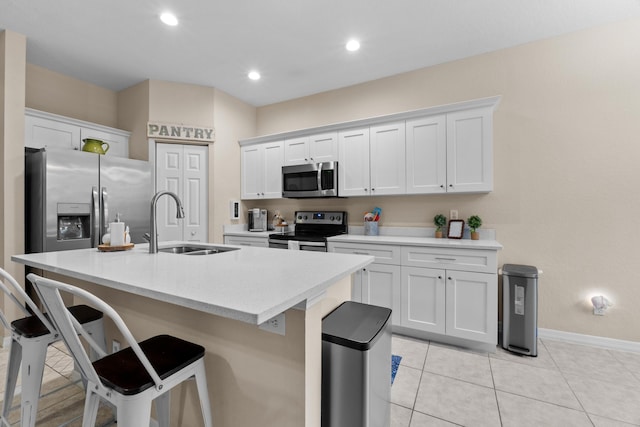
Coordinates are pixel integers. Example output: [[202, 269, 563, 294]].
[[112, 339, 121, 353], [450, 210, 459, 220], [259, 313, 286, 336]]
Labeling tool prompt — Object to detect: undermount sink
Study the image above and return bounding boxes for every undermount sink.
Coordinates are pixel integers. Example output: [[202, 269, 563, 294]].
[[158, 244, 239, 255]]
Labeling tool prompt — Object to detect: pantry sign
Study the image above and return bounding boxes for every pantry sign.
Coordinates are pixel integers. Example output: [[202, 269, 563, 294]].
[[147, 122, 215, 143]]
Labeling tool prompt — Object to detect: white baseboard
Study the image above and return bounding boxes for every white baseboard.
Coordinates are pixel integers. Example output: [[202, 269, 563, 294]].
[[538, 328, 640, 353]]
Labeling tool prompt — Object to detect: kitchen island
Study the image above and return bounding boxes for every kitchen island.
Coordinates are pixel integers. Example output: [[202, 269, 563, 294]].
[[12, 242, 373, 427]]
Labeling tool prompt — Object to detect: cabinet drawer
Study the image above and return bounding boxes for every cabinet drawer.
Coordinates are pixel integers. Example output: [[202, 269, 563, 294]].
[[224, 236, 268, 248], [401, 246, 497, 273], [328, 242, 401, 265]]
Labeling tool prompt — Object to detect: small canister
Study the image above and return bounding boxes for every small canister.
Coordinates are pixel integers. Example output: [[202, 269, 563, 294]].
[[110, 222, 125, 246], [364, 221, 379, 236]]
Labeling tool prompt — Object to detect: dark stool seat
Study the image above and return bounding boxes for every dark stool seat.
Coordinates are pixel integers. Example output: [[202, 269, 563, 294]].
[[12, 304, 104, 338], [93, 334, 205, 395]]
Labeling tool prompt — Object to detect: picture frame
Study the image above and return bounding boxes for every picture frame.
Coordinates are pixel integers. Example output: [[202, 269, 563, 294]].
[[447, 219, 464, 239]]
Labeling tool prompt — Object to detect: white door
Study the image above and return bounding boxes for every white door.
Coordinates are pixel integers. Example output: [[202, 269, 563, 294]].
[[361, 263, 401, 326], [401, 266, 446, 334], [156, 143, 208, 242], [446, 108, 493, 193], [338, 128, 370, 197], [370, 122, 406, 195], [445, 270, 497, 343], [406, 116, 447, 194]]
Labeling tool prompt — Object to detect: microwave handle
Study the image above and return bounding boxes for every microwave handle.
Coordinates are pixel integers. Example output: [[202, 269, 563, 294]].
[[317, 162, 323, 191]]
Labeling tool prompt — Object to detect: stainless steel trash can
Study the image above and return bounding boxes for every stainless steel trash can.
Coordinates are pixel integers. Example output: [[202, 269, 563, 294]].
[[321, 301, 392, 427], [502, 264, 539, 356]]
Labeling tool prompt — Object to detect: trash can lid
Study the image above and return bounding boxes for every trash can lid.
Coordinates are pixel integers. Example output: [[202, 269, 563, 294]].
[[322, 301, 391, 351], [502, 264, 539, 278]]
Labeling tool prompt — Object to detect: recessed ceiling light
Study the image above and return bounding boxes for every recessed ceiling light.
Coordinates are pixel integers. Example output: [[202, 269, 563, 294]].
[[160, 12, 178, 26], [346, 39, 360, 52], [248, 71, 261, 81]]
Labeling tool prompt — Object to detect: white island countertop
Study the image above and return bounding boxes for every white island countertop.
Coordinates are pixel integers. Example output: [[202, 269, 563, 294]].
[[12, 242, 373, 325]]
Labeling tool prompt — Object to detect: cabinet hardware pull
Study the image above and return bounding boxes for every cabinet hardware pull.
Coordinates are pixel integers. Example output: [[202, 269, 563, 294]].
[[364, 188, 368, 191], [438, 276, 442, 279], [440, 184, 444, 188], [448, 277, 452, 280], [371, 188, 375, 191], [354, 251, 369, 255], [435, 257, 456, 261]]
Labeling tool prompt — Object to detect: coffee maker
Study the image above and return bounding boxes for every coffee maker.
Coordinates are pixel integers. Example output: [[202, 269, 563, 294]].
[[248, 208, 268, 232]]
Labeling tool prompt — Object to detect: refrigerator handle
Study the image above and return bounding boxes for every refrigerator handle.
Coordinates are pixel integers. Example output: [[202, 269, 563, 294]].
[[92, 186, 100, 247], [101, 187, 109, 238]]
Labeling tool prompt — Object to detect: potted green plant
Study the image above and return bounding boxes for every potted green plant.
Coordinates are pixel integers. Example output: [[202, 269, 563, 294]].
[[467, 215, 482, 240], [433, 214, 447, 238]]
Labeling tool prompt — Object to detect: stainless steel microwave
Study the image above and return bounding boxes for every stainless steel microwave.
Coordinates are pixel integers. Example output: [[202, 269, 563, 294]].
[[282, 162, 339, 198]]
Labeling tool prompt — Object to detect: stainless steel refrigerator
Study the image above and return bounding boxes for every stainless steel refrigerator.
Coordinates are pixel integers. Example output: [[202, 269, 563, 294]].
[[25, 147, 151, 253]]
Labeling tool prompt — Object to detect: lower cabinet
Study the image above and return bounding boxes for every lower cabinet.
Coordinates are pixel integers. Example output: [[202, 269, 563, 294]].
[[352, 263, 401, 326], [329, 240, 499, 350], [401, 267, 497, 344]]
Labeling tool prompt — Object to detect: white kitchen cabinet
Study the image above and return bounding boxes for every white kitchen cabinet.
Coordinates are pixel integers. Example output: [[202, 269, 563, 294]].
[[328, 242, 401, 325], [446, 107, 493, 193], [354, 264, 401, 326], [284, 132, 337, 166], [406, 107, 493, 194], [241, 141, 284, 200], [370, 122, 406, 195], [406, 115, 447, 194], [338, 122, 405, 197], [338, 128, 370, 197], [25, 108, 130, 157], [401, 266, 446, 334], [400, 246, 497, 346], [223, 235, 269, 248]]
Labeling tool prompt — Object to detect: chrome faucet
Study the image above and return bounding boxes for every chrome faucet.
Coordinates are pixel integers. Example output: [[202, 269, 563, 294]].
[[149, 191, 185, 254]]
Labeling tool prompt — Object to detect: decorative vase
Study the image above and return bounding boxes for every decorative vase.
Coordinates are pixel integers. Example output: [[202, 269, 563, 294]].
[[471, 231, 480, 240], [435, 231, 443, 238]]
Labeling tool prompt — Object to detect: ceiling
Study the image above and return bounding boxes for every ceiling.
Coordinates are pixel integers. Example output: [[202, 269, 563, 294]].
[[1, 0, 639, 107]]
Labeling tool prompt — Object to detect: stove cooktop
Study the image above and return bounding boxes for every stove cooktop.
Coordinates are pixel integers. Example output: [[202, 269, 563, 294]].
[[268, 210, 347, 242]]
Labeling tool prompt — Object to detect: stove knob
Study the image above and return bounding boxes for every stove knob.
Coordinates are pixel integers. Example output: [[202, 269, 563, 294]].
[[336, 216, 341, 221], [330, 216, 335, 221], [297, 215, 302, 220], [303, 215, 308, 220]]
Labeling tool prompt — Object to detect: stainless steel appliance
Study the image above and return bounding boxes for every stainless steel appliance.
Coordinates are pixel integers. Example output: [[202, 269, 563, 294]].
[[268, 211, 347, 252], [248, 208, 268, 232], [282, 162, 339, 198], [25, 147, 151, 253]]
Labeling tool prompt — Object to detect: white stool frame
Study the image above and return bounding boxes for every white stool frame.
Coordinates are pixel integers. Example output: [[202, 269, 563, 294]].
[[0, 268, 106, 427], [28, 274, 213, 427]]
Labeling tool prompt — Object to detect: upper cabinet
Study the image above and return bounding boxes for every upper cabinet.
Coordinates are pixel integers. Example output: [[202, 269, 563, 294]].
[[239, 96, 500, 199], [25, 108, 130, 157], [339, 122, 406, 197], [406, 107, 493, 194], [241, 141, 284, 200], [284, 132, 338, 166]]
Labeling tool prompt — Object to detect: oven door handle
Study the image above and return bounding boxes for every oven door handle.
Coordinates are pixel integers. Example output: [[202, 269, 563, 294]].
[[317, 162, 323, 191]]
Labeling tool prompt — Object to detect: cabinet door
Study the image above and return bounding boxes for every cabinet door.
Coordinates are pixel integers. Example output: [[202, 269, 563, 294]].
[[308, 132, 338, 163], [262, 141, 284, 199], [80, 127, 129, 158], [284, 136, 309, 166], [370, 122, 406, 195], [406, 116, 447, 194], [446, 108, 493, 193], [25, 115, 81, 151], [241, 145, 264, 200], [445, 271, 497, 344], [401, 267, 446, 334], [338, 128, 370, 197], [361, 264, 401, 326]]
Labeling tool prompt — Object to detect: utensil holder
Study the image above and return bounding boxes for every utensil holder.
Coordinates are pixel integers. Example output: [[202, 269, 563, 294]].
[[364, 222, 379, 236]]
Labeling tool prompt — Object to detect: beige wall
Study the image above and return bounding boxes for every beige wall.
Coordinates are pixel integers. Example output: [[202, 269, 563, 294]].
[[0, 30, 26, 329], [117, 80, 150, 160], [26, 64, 118, 127], [253, 18, 640, 341]]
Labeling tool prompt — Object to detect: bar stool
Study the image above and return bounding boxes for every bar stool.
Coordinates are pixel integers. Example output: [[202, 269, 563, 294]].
[[0, 268, 107, 427], [28, 273, 213, 427]]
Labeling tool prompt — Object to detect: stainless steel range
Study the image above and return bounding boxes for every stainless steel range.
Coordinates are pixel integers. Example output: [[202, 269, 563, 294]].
[[268, 211, 347, 252]]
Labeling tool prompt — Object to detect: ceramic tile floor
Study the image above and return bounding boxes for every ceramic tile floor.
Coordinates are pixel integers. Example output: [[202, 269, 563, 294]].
[[391, 335, 640, 426], [2, 336, 640, 426]]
